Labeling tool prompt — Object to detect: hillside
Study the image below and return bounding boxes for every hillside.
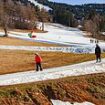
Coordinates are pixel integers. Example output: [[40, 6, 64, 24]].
[[28, 0, 51, 10], [17, 0, 51, 10], [34, 0, 105, 29], [36, 0, 105, 19], [0, 73, 105, 105]]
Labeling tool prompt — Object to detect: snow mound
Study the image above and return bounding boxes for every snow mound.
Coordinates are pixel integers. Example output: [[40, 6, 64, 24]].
[[0, 32, 5, 37], [51, 100, 95, 105], [101, 32, 105, 35]]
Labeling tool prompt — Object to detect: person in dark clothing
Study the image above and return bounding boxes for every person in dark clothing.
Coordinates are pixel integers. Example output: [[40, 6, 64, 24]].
[[35, 53, 43, 71], [95, 44, 101, 63]]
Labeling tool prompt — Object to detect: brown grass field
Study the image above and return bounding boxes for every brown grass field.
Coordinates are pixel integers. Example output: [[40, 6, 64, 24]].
[[0, 49, 105, 75], [0, 37, 58, 46]]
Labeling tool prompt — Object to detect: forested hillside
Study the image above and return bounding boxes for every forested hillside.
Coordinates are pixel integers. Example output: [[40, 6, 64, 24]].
[[33, 0, 105, 38], [36, 0, 105, 20], [35, 0, 105, 28]]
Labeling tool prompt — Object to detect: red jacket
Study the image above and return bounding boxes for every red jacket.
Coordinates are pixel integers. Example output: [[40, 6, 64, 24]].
[[35, 55, 42, 63]]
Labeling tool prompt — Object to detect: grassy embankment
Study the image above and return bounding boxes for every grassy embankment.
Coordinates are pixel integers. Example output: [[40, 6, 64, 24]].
[[0, 73, 105, 105]]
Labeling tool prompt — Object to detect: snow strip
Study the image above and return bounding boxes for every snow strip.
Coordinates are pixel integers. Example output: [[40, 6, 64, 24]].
[[51, 100, 95, 105], [0, 59, 105, 86], [0, 45, 94, 53]]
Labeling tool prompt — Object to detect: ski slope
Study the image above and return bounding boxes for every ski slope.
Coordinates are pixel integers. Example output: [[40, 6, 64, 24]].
[[8, 23, 92, 46], [0, 23, 104, 53], [0, 23, 105, 53], [8, 23, 104, 46], [28, 0, 52, 11], [0, 59, 105, 86]]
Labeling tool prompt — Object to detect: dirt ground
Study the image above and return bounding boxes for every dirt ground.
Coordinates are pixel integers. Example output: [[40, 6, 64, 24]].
[[0, 49, 105, 75]]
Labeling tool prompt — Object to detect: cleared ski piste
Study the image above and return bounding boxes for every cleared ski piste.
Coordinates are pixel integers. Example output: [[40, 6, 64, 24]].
[[7, 23, 105, 53], [0, 58, 105, 86], [1, 23, 105, 46]]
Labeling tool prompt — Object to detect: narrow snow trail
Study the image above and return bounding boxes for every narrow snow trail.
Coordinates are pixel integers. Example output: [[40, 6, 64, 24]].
[[0, 59, 105, 86], [0, 45, 94, 53]]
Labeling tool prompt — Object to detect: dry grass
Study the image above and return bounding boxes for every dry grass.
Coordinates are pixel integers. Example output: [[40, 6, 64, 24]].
[[0, 37, 58, 46], [0, 27, 46, 33], [0, 49, 105, 75], [0, 73, 105, 105], [10, 28, 47, 33]]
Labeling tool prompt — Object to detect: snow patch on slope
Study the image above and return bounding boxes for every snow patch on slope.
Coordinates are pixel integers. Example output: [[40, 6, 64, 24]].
[[0, 32, 5, 37], [28, 0, 52, 11]]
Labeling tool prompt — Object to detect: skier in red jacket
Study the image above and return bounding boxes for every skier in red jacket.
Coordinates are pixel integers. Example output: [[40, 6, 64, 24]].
[[35, 53, 43, 71]]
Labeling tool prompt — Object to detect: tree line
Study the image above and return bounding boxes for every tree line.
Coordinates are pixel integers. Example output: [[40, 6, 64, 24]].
[[83, 9, 105, 38], [0, 0, 51, 36]]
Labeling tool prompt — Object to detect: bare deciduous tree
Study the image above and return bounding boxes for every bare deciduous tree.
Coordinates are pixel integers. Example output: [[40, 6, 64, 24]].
[[38, 8, 51, 31], [84, 14, 102, 38]]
